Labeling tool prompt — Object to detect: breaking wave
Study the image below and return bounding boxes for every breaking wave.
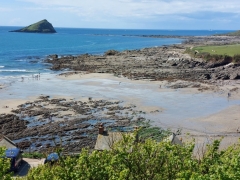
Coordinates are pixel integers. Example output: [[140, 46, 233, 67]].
[[0, 69, 33, 72]]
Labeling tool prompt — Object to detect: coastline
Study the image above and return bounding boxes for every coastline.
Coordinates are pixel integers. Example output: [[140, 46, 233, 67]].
[[0, 35, 240, 152]]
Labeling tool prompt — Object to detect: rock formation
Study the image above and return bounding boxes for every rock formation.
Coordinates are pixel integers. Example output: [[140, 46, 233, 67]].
[[10, 19, 56, 33]]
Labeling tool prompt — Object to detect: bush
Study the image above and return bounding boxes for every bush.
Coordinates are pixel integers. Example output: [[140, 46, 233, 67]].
[[0, 147, 12, 180], [233, 54, 240, 64], [20, 134, 240, 180]]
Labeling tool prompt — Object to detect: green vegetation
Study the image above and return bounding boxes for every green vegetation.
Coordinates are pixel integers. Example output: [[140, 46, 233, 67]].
[[193, 44, 240, 56], [224, 30, 240, 36], [11, 134, 240, 180], [0, 147, 12, 180], [10, 19, 56, 33], [138, 126, 171, 142], [22, 152, 45, 159], [185, 44, 240, 63]]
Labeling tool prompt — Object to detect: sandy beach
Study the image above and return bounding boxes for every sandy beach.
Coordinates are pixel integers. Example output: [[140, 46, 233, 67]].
[[0, 36, 240, 152]]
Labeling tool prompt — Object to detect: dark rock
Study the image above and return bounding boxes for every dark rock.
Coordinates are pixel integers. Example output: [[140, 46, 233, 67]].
[[230, 72, 240, 80], [16, 141, 31, 149], [104, 50, 119, 56]]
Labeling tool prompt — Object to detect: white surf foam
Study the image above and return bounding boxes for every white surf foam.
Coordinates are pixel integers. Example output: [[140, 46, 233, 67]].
[[0, 69, 28, 72]]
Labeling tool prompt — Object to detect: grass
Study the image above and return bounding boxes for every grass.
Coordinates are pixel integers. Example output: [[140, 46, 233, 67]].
[[193, 44, 240, 56], [22, 152, 45, 159], [225, 30, 240, 36], [18, 19, 56, 33]]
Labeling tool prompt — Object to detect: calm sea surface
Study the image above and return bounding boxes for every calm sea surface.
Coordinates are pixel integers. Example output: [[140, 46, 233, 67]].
[[0, 27, 234, 78]]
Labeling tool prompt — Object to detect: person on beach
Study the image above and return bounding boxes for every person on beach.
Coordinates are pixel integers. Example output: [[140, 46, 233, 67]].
[[227, 92, 231, 102], [228, 92, 231, 98]]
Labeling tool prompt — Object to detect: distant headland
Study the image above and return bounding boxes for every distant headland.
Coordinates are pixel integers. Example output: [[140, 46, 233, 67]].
[[9, 19, 56, 33], [224, 30, 240, 36], [214, 30, 240, 36]]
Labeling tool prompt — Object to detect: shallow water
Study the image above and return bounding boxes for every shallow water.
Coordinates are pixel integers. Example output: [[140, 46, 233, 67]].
[[1, 73, 239, 134]]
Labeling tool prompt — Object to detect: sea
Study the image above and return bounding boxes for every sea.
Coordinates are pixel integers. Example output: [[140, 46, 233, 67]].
[[0, 27, 234, 79]]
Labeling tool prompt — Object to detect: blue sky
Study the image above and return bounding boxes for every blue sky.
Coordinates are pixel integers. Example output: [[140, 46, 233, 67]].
[[1, 0, 240, 30]]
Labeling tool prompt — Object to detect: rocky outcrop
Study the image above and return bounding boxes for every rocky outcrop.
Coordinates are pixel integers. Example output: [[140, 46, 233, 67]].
[[10, 19, 56, 33], [1, 96, 142, 152], [44, 44, 240, 82]]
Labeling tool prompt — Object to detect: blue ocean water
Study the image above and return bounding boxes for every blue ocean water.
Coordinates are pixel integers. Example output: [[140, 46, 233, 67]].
[[0, 27, 234, 78]]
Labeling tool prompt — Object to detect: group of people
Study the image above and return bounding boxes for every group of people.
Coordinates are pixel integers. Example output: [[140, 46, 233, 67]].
[[21, 73, 41, 81]]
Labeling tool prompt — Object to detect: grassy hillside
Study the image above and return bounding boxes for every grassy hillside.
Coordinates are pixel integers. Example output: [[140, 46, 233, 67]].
[[193, 44, 240, 56], [225, 30, 240, 36], [185, 44, 240, 64], [11, 19, 56, 33]]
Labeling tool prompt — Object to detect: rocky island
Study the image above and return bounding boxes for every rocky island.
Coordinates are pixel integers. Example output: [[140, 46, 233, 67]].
[[10, 19, 56, 33]]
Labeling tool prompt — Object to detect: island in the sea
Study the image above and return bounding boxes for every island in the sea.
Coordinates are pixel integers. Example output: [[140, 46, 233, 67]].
[[9, 19, 56, 33]]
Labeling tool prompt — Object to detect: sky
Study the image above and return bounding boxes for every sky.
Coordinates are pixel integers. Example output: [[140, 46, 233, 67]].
[[0, 0, 240, 30]]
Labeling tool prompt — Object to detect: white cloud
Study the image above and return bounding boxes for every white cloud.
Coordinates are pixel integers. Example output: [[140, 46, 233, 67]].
[[18, 0, 240, 17], [11, 0, 240, 29]]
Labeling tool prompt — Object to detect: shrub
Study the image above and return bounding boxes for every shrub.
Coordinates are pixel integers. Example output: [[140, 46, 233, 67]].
[[233, 54, 240, 64], [20, 135, 240, 180], [0, 147, 12, 180]]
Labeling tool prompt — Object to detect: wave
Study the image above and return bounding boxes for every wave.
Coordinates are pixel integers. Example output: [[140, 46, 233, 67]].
[[0, 66, 4, 68], [0, 69, 31, 72], [15, 60, 28, 62], [0, 72, 53, 80]]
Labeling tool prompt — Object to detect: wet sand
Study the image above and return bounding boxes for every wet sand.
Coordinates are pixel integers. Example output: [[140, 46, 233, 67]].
[[0, 74, 239, 151], [1, 73, 239, 135]]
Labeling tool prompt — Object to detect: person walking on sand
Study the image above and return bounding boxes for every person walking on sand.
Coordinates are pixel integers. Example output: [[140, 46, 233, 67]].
[[228, 92, 231, 98], [227, 92, 231, 102]]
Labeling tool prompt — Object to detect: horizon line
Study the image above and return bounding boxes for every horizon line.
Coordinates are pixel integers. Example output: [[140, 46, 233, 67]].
[[0, 25, 238, 31]]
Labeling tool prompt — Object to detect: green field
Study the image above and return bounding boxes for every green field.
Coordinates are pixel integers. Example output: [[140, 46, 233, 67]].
[[193, 44, 240, 56]]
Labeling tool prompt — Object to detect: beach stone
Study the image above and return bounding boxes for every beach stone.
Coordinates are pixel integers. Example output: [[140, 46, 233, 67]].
[[230, 72, 240, 80]]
